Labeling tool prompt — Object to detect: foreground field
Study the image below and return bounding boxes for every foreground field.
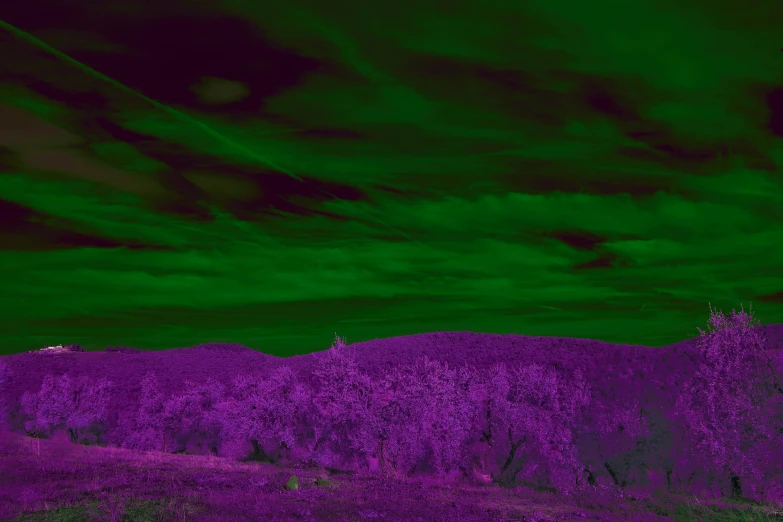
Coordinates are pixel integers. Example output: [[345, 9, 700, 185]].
[[2, 430, 782, 522]]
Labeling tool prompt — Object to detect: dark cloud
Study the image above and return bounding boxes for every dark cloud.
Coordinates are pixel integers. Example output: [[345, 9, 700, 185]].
[[0, 0, 781, 355]]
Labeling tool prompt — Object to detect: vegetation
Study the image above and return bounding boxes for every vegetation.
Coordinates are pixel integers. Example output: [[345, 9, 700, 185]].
[[1, 304, 782, 520]]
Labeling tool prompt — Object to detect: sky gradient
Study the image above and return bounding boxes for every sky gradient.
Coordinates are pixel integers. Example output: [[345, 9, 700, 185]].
[[1, 0, 782, 356]]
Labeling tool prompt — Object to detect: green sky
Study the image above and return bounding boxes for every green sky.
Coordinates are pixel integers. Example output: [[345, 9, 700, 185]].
[[0, 0, 781, 356]]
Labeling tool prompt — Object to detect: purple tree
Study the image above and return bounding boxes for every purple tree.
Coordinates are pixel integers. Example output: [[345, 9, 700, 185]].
[[356, 360, 433, 478], [573, 397, 650, 490], [369, 356, 480, 479], [161, 377, 226, 455], [0, 359, 9, 430], [66, 375, 114, 444], [20, 374, 70, 438], [308, 334, 377, 470], [218, 366, 313, 464], [19, 373, 114, 443], [305, 339, 486, 480], [121, 371, 167, 451], [0, 359, 9, 388], [348, 356, 589, 490], [473, 361, 591, 495], [416, 360, 485, 479], [673, 303, 777, 499]]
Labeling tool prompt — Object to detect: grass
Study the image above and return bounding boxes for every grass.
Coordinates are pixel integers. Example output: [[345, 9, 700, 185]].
[[7, 498, 174, 522], [651, 494, 783, 521], [2, 430, 783, 522]]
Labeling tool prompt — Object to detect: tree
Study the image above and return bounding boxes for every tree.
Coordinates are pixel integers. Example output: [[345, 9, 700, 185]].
[[121, 371, 167, 451], [376, 356, 480, 479], [356, 358, 440, 478], [0, 359, 8, 389], [573, 398, 650, 490], [20, 374, 70, 438], [219, 365, 313, 464], [475, 361, 592, 495], [302, 342, 484, 480], [66, 375, 114, 444], [308, 333, 377, 470], [673, 303, 776, 499], [161, 377, 226, 455], [19, 373, 114, 443], [0, 358, 9, 431]]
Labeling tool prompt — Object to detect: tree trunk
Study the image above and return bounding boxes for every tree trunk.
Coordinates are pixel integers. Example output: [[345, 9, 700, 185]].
[[585, 466, 597, 486], [499, 441, 521, 477], [377, 439, 399, 479], [497, 427, 525, 482], [604, 461, 620, 487], [278, 441, 291, 461], [481, 406, 493, 447], [730, 472, 742, 498]]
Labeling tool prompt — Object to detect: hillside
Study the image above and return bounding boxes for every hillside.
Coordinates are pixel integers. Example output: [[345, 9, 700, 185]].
[[3, 324, 782, 445]]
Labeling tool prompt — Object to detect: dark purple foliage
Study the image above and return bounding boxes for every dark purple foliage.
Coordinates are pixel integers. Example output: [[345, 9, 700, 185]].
[[115, 371, 167, 451], [0, 359, 9, 429], [194, 343, 254, 353], [160, 377, 227, 455], [673, 303, 780, 499], [0, 358, 8, 390], [19, 373, 114, 443], [3, 307, 783, 515], [305, 334, 377, 470], [359, 356, 484, 480], [104, 346, 141, 354], [216, 366, 312, 463], [464, 361, 592, 494]]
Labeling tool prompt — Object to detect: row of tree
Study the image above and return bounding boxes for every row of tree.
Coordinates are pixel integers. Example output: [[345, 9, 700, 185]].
[[7, 304, 783, 501]]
